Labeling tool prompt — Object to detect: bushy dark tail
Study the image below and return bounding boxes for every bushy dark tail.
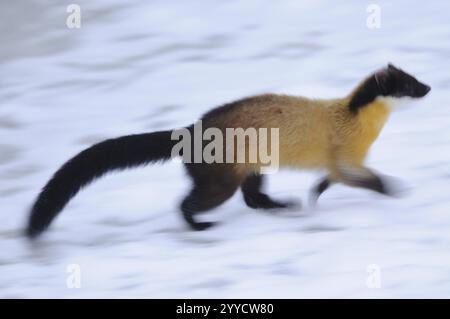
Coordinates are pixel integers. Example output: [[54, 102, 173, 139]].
[[26, 130, 176, 239]]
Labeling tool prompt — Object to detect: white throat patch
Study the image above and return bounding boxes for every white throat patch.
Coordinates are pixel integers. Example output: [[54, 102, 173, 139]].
[[376, 96, 415, 111]]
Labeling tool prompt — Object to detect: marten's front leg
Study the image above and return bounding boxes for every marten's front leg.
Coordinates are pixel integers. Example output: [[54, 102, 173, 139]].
[[309, 176, 333, 204], [337, 165, 395, 196]]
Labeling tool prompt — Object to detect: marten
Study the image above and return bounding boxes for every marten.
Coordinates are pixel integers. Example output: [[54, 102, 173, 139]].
[[26, 63, 430, 238]]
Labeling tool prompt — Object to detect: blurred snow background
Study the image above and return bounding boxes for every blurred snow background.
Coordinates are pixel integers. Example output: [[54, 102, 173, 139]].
[[0, 0, 449, 298]]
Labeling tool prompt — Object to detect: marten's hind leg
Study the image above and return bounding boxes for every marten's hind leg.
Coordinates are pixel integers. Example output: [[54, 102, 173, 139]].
[[181, 164, 241, 231], [241, 173, 297, 209]]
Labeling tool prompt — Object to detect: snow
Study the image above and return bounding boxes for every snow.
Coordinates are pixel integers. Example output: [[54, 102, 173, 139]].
[[1, 0, 449, 298]]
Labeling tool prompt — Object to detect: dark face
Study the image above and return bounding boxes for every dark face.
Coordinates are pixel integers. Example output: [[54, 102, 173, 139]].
[[377, 63, 431, 98]]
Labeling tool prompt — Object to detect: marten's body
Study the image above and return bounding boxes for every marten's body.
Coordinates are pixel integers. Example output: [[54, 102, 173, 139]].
[[200, 93, 389, 173], [26, 64, 430, 238]]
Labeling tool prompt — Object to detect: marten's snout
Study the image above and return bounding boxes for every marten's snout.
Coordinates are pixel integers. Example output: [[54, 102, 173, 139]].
[[417, 83, 431, 97], [413, 82, 431, 98]]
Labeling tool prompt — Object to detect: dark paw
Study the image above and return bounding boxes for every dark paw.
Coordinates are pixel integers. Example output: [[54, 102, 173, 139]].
[[272, 199, 301, 210], [190, 221, 216, 231], [245, 193, 300, 210], [182, 209, 216, 231], [309, 178, 331, 206], [378, 176, 410, 198]]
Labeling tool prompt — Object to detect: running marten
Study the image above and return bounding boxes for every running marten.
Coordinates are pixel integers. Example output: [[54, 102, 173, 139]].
[[26, 63, 430, 238]]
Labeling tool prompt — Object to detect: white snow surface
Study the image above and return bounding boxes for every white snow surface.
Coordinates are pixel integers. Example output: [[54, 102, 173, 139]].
[[0, 0, 450, 298]]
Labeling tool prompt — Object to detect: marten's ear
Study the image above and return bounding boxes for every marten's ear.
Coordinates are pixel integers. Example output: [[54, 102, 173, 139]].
[[388, 63, 395, 69], [375, 68, 392, 95]]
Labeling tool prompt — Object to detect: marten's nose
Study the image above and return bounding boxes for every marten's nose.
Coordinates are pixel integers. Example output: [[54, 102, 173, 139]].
[[419, 84, 431, 97]]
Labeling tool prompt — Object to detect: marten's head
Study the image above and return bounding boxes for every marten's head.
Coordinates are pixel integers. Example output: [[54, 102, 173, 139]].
[[348, 63, 431, 113]]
